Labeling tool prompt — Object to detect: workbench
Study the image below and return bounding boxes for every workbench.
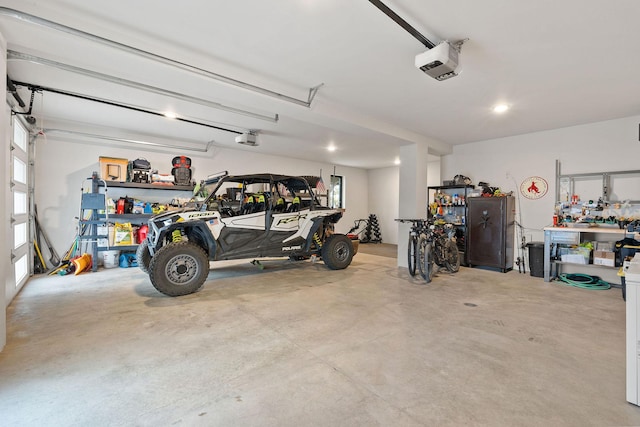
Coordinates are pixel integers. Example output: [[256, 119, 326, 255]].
[[543, 226, 629, 283]]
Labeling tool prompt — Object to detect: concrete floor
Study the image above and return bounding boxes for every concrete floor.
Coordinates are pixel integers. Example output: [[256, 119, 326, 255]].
[[1, 249, 639, 426]]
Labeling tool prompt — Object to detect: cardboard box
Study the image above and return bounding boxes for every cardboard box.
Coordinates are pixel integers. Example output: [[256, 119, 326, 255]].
[[99, 156, 128, 182], [593, 250, 615, 267], [595, 241, 614, 251]]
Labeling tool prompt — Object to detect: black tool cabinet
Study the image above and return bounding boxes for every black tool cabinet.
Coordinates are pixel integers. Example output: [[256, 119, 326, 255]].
[[467, 196, 516, 272]]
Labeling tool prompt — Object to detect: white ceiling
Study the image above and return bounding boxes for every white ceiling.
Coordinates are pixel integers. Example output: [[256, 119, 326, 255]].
[[2, 0, 640, 169]]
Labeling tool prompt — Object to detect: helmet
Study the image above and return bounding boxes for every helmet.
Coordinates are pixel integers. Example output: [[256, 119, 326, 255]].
[[453, 175, 471, 185]]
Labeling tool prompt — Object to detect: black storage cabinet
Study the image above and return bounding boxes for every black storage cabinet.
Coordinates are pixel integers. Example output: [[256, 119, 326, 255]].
[[467, 196, 516, 272]]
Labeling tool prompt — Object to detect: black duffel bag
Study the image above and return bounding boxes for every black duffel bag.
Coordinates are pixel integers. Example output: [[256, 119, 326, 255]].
[[131, 158, 151, 170], [614, 237, 640, 267]]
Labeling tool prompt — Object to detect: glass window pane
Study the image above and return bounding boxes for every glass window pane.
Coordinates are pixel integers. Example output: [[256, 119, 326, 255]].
[[13, 222, 27, 249], [13, 119, 27, 152], [15, 254, 28, 285], [330, 175, 343, 208], [13, 191, 27, 215], [13, 157, 27, 184]]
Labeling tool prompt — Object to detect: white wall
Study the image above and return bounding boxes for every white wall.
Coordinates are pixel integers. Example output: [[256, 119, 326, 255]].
[[34, 138, 369, 256], [427, 158, 441, 189], [442, 114, 640, 246], [368, 166, 399, 244]]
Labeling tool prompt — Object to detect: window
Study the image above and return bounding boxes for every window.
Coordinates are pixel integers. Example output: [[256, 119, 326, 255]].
[[13, 120, 27, 151], [13, 190, 27, 215], [14, 254, 28, 286], [13, 222, 27, 250], [13, 156, 27, 184], [330, 175, 343, 208]]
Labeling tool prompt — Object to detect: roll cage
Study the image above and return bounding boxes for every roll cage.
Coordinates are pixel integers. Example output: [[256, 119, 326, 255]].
[[196, 172, 324, 214]]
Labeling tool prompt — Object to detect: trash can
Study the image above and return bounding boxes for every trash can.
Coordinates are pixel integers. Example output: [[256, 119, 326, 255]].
[[527, 241, 544, 278]]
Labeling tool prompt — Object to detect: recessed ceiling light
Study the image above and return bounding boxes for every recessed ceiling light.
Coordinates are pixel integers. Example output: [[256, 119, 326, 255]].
[[327, 145, 336, 152], [164, 111, 178, 119], [394, 158, 401, 165], [493, 104, 510, 114]]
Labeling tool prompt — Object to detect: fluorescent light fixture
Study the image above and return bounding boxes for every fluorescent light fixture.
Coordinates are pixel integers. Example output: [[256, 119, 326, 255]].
[[493, 103, 510, 114], [42, 128, 213, 152]]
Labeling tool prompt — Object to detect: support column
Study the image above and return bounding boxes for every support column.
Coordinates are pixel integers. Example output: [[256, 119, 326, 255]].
[[397, 143, 429, 267]]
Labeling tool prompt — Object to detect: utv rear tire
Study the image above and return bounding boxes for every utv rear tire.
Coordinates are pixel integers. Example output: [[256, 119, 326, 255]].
[[136, 240, 152, 274], [321, 234, 354, 270], [149, 241, 209, 296]]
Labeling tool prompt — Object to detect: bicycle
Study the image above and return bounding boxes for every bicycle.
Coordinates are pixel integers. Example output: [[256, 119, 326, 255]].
[[430, 222, 461, 274], [396, 219, 460, 283], [396, 218, 434, 282]]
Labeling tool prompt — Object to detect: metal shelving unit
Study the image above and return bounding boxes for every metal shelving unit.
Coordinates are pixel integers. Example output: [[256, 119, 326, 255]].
[[78, 176, 194, 271], [428, 184, 474, 265], [556, 160, 640, 205]]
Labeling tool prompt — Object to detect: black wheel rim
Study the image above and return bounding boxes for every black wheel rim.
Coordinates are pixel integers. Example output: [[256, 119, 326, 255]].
[[333, 241, 350, 262]]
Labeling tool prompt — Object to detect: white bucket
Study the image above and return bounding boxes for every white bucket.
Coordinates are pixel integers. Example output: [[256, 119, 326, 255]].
[[103, 250, 120, 269]]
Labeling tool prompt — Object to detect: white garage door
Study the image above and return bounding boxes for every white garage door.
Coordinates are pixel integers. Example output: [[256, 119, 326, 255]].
[[11, 118, 29, 289]]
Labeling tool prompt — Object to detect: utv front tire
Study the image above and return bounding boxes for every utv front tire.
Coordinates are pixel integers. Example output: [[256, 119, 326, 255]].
[[321, 234, 354, 270], [149, 241, 209, 296], [136, 240, 152, 274]]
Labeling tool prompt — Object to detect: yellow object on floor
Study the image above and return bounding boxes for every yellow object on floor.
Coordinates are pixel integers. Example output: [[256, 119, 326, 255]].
[[72, 253, 92, 275]]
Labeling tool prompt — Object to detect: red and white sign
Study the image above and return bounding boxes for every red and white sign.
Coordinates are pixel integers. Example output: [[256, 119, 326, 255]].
[[520, 176, 548, 200]]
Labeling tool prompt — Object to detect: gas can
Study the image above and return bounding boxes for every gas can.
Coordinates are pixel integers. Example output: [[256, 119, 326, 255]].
[[137, 224, 148, 243], [116, 198, 125, 214]]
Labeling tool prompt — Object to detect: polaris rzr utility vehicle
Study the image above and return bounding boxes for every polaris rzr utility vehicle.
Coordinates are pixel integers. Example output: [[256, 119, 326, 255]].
[[137, 171, 355, 296]]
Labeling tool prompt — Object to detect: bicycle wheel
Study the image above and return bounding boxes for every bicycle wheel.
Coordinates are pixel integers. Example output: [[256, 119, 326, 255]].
[[443, 239, 460, 273], [418, 237, 435, 283], [407, 233, 418, 276]]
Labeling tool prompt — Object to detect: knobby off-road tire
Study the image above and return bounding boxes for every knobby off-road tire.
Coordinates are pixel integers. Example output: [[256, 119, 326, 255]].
[[418, 237, 435, 283], [443, 239, 461, 273], [136, 240, 152, 274], [321, 234, 354, 270], [149, 241, 209, 296], [407, 233, 418, 277]]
